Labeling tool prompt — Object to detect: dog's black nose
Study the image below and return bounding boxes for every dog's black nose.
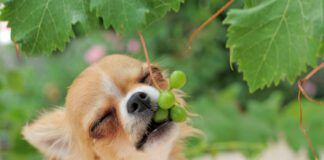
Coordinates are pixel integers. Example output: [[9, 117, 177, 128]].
[[127, 92, 152, 114]]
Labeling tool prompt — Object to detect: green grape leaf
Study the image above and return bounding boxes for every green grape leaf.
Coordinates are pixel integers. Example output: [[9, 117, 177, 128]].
[[0, 0, 183, 54], [224, 0, 323, 92], [90, 0, 184, 32], [145, 0, 184, 25], [70, 0, 100, 33], [90, 0, 148, 33], [1, 0, 96, 54]]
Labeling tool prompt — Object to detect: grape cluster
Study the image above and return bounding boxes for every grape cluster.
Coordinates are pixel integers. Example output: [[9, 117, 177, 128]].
[[153, 71, 188, 123]]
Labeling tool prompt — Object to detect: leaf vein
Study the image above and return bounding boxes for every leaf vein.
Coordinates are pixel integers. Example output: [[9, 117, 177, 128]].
[[250, 0, 291, 88]]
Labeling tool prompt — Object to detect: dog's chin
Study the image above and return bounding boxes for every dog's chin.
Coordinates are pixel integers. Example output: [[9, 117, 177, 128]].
[[135, 120, 175, 150]]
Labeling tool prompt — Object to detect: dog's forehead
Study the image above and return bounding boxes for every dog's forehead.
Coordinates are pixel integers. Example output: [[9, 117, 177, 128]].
[[96, 54, 144, 92], [97, 54, 143, 75]]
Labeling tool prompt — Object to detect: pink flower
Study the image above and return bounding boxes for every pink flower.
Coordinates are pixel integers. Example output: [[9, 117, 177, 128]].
[[84, 45, 106, 64], [127, 39, 140, 54], [0, 22, 12, 45]]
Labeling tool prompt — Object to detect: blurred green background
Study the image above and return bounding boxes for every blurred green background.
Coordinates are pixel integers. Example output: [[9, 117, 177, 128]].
[[0, 0, 323, 159]]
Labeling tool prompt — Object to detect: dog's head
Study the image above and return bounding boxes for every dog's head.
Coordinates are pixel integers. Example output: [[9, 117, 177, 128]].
[[23, 54, 193, 160]]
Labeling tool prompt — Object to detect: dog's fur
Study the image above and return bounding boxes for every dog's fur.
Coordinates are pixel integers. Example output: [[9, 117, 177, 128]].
[[22, 54, 196, 160]]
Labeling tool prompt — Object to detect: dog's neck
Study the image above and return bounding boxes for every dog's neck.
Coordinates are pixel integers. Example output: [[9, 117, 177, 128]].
[[113, 130, 179, 160], [69, 142, 177, 160], [116, 143, 174, 160], [67, 132, 180, 160]]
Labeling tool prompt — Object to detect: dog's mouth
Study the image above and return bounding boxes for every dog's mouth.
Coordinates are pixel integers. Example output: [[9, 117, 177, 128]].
[[136, 119, 173, 150]]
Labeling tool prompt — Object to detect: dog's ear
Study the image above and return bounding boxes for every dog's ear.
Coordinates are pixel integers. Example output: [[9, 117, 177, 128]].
[[22, 108, 71, 159]]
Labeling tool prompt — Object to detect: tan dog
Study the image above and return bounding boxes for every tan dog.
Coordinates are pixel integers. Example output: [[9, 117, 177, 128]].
[[22, 54, 195, 160]]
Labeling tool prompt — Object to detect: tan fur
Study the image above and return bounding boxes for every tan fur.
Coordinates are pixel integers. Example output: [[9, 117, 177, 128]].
[[22, 54, 196, 160]]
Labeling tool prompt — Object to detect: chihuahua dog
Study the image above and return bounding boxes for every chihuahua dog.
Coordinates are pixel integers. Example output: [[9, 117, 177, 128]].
[[22, 54, 196, 160]]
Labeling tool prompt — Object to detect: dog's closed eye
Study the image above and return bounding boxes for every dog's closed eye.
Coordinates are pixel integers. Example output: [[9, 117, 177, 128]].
[[89, 109, 118, 139], [138, 72, 150, 84], [139, 66, 167, 89], [90, 111, 113, 133]]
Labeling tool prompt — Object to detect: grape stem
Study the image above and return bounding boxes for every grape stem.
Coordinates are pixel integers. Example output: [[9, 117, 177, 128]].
[[138, 32, 162, 90], [14, 41, 20, 60], [297, 62, 324, 160], [187, 0, 235, 49]]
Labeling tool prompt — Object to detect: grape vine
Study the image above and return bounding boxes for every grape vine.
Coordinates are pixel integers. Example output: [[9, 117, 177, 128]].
[[298, 63, 324, 160], [0, 0, 323, 158]]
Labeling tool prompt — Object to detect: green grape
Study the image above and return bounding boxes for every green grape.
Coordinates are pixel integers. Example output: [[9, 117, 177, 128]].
[[153, 108, 169, 123], [170, 106, 187, 122], [170, 70, 187, 89], [158, 91, 175, 109]]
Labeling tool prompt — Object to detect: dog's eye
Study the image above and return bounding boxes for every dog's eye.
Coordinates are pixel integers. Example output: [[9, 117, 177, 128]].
[[90, 109, 114, 137], [138, 72, 150, 83], [139, 67, 167, 89]]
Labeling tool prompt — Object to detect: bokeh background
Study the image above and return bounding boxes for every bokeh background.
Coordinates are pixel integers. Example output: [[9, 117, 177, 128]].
[[0, 1, 323, 160]]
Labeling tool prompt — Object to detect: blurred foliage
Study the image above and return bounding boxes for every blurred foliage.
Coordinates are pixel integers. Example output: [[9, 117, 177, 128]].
[[0, 0, 323, 159]]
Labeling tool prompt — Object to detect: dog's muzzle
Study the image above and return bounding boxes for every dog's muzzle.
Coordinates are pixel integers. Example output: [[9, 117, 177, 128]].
[[127, 92, 158, 115], [121, 87, 176, 150]]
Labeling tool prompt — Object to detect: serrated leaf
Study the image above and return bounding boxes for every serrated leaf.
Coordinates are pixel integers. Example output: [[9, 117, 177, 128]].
[[1, 0, 183, 54], [145, 0, 184, 25], [90, 0, 148, 33], [69, 0, 100, 33], [90, 0, 184, 33], [1, 0, 97, 54], [224, 0, 322, 92]]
